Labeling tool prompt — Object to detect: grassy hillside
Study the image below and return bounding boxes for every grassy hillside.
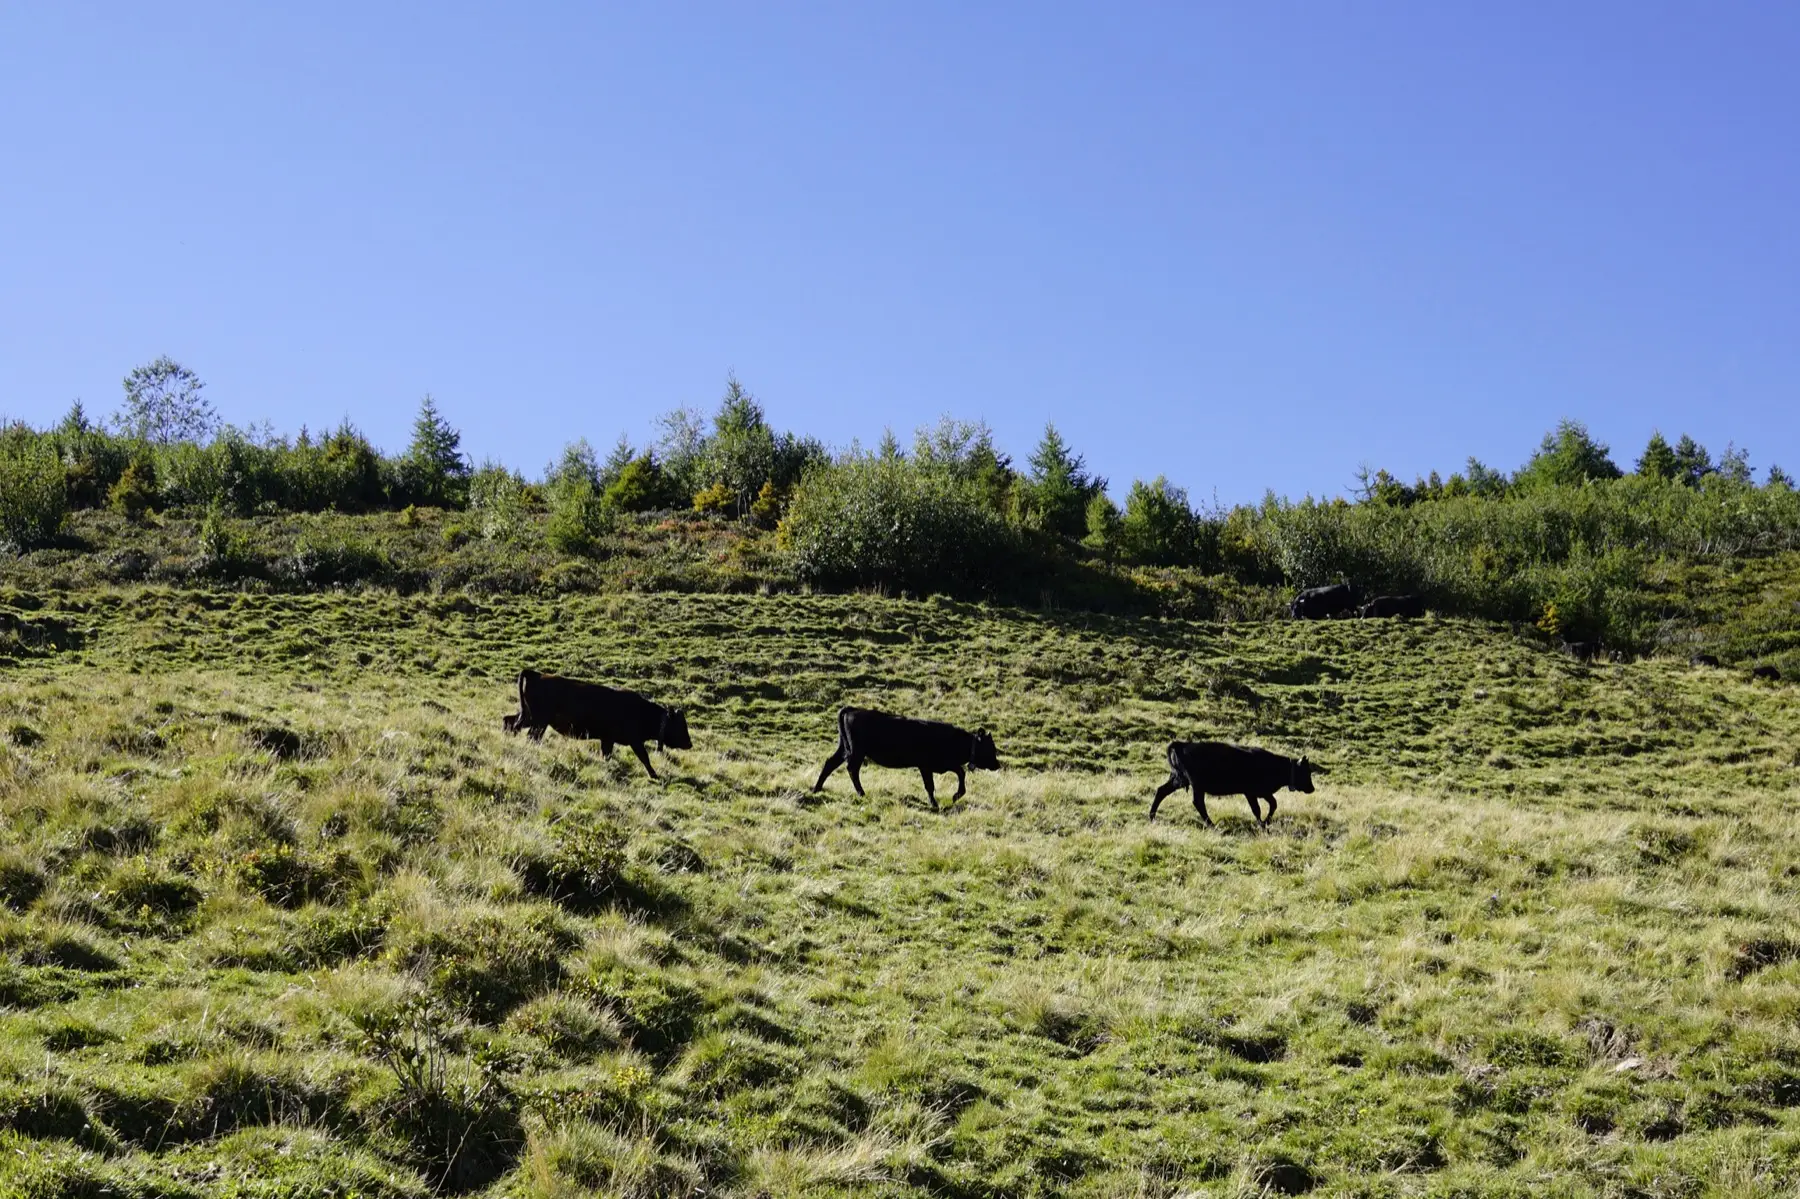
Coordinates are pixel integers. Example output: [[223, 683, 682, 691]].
[[3, 587, 1800, 1196]]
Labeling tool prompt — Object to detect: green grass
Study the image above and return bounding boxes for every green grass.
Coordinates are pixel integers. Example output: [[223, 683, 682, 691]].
[[3, 586, 1800, 1196]]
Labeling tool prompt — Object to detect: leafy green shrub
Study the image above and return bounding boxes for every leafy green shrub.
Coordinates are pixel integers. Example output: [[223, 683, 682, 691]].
[[546, 479, 613, 557], [602, 453, 670, 513], [354, 994, 523, 1191], [0, 433, 70, 549], [468, 463, 527, 541], [1120, 476, 1210, 567], [780, 455, 1023, 595], [108, 460, 159, 522], [284, 422, 389, 512], [515, 823, 628, 912], [748, 480, 783, 528], [285, 526, 389, 587], [691, 481, 733, 516], [196, 502, 259, 579]]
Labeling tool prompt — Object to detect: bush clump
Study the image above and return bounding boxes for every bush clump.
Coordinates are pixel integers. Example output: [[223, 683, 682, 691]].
[[781, 455, 1022, 595], [0, 432, 69, 550], [515, 823, 628, 912]]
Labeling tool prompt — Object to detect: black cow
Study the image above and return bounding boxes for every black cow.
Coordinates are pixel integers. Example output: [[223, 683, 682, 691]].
[[1563, 640, 1604, 662], [1150, 741, 1322, 826], [1290, 584, 1358, 620], [1751, 665, 1782, 682], [506, 669, 692, 778], [813, 706, 999, 811], [1359, 594, 1424, 619], [1689, 653, 1721, 668]]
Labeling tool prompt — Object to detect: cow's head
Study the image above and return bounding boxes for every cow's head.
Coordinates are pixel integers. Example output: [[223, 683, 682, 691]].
[[502, 712, 522, 735], [970, 728, 1000, 771], [1291, 756, 1323, 793], [660, 707, 693, 751]]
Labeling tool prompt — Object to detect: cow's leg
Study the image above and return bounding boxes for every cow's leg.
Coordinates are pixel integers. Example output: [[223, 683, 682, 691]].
[[950, 767, 966, 803], [600, 739, 613, 758], [1262, 794, 1278, 825], [629, 741, 659, 780], [1246, 796, 1263, 824], [919, 769, 938, 812], [846, 755, 866, 797], [813, 747, 845, 792], [527, 724, 546, 742], [1191, 792, 1214, 827], [1149, 775, 1184, 820]]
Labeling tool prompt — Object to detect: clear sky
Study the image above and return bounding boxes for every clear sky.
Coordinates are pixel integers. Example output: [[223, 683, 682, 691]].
[[3, 3, 1796, 503]]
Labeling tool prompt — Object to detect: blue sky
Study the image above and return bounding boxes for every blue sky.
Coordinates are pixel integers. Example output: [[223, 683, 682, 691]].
[[3, 3, 1796, 503]]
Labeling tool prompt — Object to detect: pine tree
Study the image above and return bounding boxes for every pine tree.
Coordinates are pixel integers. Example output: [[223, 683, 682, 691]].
[[1514, 420, 1621, 489], [402, 395, 470, 507], [1672, 435, 1712, 487], [1021, 423, 1102, 538], [1636, 431, 1679, 481]]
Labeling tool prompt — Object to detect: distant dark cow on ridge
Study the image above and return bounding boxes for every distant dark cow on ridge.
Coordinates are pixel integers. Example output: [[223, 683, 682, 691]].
[[1150, 741, 1323, 827], [1359, 594, 1424, 619], [813, 707, 999, 811], [1290, 584, 1358, 620], [1751, 664, 1782, 682], [1562, 640, 1604, 662], [505, 669, 692, 779], [1689, 653, 1721, 668]]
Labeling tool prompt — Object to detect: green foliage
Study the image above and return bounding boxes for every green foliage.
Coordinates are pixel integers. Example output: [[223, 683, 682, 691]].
[[780, 453, 1022, 593], [0, 431, 69, 550], [1514, 419, 1623, 490], [468, 462, 528, 541], [1082, 492, 1122, 562], [108, 459, 158, 522], [355, 994, 522, 1190], [545, 478, 613, 557], [747, 480, 783, 528], [690, 481, 733, 516], [1120, 476, 1207, 567], [601, 453, 668, 513], [913, 416, 1016, 515], [286, 524, 389, 587], [1016, 423, 1104, 538], [1673, 434, 1713, 486], [516, 823, 628, 911], [1637, 431, 1680, 482], [196, 502, 257, 579], [652, 407, 709, 501], [115, 356, 216, 444], [691, 375, 826, 517], [398, 396, 469, 509]]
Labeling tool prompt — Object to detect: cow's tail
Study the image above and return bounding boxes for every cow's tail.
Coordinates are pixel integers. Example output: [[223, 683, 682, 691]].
[[1164, 742, 1189, 785], [517, 669, 540, 722], [836, 706, 855, 751]]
